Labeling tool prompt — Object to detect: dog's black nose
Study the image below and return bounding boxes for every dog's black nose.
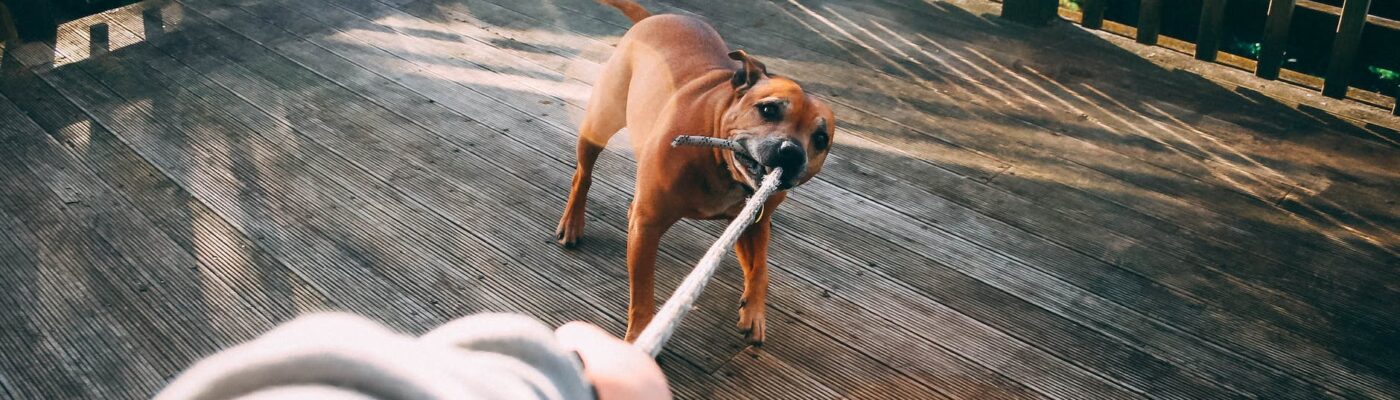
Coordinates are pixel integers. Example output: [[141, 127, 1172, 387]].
[[756, 138, 812, 187], [755, 139, 804, 169]]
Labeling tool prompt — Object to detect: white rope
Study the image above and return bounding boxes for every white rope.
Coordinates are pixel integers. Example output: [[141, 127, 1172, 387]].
[[633, 137, 784, 357]]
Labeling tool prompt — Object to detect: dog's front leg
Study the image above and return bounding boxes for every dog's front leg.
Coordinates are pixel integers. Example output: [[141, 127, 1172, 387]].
[[623, 202, 678, 342], [735, 193, 786, 345]]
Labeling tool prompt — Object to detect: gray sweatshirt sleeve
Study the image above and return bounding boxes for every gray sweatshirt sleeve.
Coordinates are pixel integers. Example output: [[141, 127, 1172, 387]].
[[154, 312, 595, 400]]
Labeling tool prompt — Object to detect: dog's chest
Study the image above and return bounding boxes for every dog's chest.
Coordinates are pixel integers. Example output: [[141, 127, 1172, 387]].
[[690, 184, 751, 220]]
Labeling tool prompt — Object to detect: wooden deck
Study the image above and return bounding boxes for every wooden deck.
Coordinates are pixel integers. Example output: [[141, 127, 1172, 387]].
[[0, 0, 1396, 398]]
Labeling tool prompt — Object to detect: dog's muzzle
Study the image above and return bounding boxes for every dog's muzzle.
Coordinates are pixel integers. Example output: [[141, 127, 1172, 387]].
[[745, 138, 806, 189]]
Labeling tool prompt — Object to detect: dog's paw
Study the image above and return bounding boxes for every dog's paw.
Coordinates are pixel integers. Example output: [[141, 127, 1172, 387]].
[[737, 303, 766, 346], [554, 214, 584, 248]]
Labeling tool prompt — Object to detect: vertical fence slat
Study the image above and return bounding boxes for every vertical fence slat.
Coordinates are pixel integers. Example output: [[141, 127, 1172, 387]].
[[1322, 0, 1372, 98], [1081, 0, 1107, 29], [1257, 0, 1296, 79], [1393, 84, 1399, 115], [1137, 0, 1164, 44], [1196, 0, 1229, 61], [0, 2, 19, 42]]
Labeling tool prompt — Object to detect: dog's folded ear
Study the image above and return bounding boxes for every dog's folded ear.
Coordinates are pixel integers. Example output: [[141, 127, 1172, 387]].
[[728, 50, 768, 92]]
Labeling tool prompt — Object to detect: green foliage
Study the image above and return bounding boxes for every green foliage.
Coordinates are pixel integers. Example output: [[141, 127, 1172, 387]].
[[1060, 0, 1082, 12], [1369, 66, 1399, 83], [1228, 39, 1262, 59]]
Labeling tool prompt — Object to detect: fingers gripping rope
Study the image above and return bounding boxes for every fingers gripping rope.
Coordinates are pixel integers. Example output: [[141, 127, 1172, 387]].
[[632, 136, 784, 357]]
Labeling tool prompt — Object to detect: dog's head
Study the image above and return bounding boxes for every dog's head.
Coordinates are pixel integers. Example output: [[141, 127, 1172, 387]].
[[719, 50, 835, 191]]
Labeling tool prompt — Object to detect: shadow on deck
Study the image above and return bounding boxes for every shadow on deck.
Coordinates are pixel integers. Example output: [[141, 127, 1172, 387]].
[[0, 0, 1395, 398]]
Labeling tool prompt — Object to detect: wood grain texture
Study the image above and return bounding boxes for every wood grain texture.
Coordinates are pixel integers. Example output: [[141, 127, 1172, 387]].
[[1, 0, 1396, 399], [551, 1, 1396, 395]]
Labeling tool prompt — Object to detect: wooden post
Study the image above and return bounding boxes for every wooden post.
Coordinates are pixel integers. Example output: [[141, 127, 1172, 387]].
[[1081, 0, 1108, 29], [1001, 0, 1058, 26], [1256, 0, 1295, 80], [7, 0, 58, 41], [0, 2, 19, 43], [1322, 0, 1371, 98], [1196, 0, 1228, 61], [1137, 0, 1164, 45], [1393, 84, 1399, 116]]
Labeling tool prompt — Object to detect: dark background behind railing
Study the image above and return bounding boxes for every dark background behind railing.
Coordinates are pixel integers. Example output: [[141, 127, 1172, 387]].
[[1068, 0, 1398, 99], [3, 0, 144, 41]]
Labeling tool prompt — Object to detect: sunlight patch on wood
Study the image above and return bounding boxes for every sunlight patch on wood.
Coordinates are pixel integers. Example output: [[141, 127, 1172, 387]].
[[836, 127, 1014, 184], [1079, 84, 1387, 252], [867, 20, 1008, 104], [47, 2, 185, 68], [57, 119, 92, 152], [194, 206, 255, 331], [399, 56, 590, 102]]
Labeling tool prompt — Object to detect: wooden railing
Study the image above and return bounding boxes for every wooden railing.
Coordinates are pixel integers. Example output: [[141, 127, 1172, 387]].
[[0, 0, 139, 43], [1001, 0, 1399, 116]]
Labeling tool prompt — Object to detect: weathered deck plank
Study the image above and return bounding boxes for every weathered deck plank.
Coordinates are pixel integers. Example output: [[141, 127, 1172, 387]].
[[355, 0, 1393, 397], [0, 0, 1395, 399], [292, 1, 1237, 397], [504, 1, 1400, 394], [87, 3, 862, 397], [0, 139, 186, 396], [161, 1, 954, 397], [239, 0, 1144, 398], [227, 1, 1042, 398], [679, 0, 1397, 273], [327, 0, 1377, 397], [0, 210, 124, 399], [456, 0, 1388, 345], [0, 93, 124, 400], [652, 0, 1396, 314], [26, 33, 448, 333]]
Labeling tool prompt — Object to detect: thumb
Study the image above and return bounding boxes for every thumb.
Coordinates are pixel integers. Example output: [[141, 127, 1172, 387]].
[[555, 322, 671, 400]]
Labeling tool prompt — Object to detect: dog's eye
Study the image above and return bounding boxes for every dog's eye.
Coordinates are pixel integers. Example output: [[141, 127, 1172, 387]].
[[756, 103, 781, 121], [812, 131, 829, 150]]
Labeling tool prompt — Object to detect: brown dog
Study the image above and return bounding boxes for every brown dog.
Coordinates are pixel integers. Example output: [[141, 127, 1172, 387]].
[[557, 0, 836, 345]]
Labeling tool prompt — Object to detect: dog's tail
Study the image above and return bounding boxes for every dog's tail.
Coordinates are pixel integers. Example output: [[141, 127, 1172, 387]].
[[597, 0, 651, 24]]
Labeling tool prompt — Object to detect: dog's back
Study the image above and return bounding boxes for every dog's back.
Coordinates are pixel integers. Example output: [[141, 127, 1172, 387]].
[[599, 0, 732, 82], [592, 0, 736, 147]]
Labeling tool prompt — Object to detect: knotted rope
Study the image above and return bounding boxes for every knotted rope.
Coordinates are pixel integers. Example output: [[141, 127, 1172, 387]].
[[632, 136, 784, 357]]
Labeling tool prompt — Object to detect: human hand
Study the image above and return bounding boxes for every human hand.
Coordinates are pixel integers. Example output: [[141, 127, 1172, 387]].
[[555, 322, 672, 400]]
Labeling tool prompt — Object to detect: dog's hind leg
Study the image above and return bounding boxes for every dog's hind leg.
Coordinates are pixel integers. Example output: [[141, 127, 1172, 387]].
[[556, 56, 629, 248]]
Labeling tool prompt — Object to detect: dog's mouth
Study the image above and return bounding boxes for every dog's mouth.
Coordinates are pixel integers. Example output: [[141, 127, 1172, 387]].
[[731, 151, 765, 190], [729, 134, 802, 191]]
